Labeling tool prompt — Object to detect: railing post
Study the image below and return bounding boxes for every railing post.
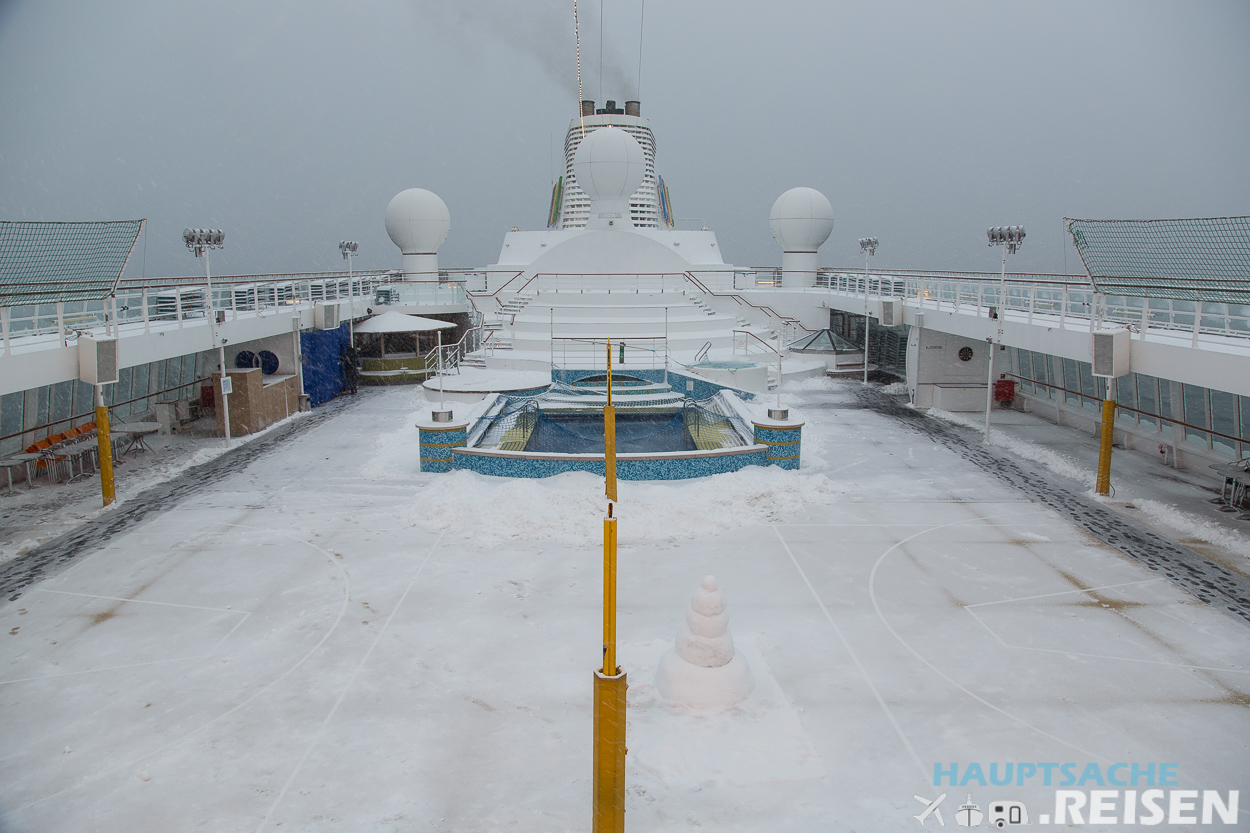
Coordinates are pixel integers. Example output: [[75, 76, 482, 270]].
[[1059, 286, 1068, 329], [1027, 283, 1036, 326], [1191, 303, 1201, 348], [142, 288, 150, 334], [1, 307, 9, 356]]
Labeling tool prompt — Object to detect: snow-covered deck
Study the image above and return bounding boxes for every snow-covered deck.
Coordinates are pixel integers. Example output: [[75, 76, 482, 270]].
[[0, 382, 1246, 830]]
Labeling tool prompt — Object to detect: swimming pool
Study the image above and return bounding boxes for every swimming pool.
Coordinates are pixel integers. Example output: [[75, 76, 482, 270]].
[[442, 385, 783, 479]]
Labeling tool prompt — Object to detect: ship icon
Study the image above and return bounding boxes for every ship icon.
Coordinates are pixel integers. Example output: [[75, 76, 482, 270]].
[[955, 794, 984, 827]]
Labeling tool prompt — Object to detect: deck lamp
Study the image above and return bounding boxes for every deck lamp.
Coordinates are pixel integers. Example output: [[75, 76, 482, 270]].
[[184, 228, 231, 448], [983, 225, 1025, 443], [858, 237, 878, 384], [340, 240, 359, 339]]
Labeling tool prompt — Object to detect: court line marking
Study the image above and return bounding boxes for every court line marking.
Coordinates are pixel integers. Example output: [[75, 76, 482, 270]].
[[255, 530, 445, 833], [962, 580, 1250, 674], [10, 522, 353, 818], [964, 578, 1167, 608], [865, 513, 1114, 764], [773, 524, 928, 782], [2, 593, 252, 686], [34, 588, 246, 614]]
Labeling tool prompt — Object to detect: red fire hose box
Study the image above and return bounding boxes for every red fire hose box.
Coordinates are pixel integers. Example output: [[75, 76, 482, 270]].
[[994, 379, 1016, 403]]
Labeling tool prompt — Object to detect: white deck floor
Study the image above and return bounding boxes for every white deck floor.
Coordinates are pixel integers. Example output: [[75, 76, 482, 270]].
[[1, 382, 1247, 830]]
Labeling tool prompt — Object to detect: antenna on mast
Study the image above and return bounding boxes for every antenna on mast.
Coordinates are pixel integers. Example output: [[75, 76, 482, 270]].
[[637, 0, 645, 99], [574, 0, 585, 138]]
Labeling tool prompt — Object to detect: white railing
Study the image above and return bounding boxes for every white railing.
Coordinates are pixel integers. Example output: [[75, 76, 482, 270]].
[[1, 271, 383, 349], [549, 337, 669, 372], [810, 269, 1250, 343], [732, 329, 783, 360], [432, 321, 488, 376], [530, 272, 692, 295], [0, 269, 496, 355]]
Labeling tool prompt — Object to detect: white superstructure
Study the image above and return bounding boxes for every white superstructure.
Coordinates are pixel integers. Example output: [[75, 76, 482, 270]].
[[557, 100, 663, 230]]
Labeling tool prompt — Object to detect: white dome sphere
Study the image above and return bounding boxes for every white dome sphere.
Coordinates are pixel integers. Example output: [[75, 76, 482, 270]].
[[769, 187, 834, 252], [385, 188, 450, 255], [572, 127, 646, 203]]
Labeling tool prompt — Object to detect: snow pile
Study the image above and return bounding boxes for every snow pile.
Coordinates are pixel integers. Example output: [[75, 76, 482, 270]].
[[927, 408, 1095, 488], [407, 466, 846, 547], [364, 408, 427, 480], [879, 381, 908, 396], [780, 375, 840, 393], [1130, 499, 1250, 559], [655, 576, 754, 708]]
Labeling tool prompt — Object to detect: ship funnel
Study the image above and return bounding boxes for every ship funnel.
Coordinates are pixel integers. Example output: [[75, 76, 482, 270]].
[[624, 100, 640, 117]]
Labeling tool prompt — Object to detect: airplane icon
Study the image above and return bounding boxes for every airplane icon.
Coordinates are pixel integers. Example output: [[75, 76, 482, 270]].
[[914, 794, 947, 826]]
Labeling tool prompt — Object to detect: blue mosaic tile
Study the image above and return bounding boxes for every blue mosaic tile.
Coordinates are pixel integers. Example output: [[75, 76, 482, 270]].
[[550, 368, 755, 401], [419, 425, 468, 474], [449, 447, 770, 480], [752, 423, 803, 470]]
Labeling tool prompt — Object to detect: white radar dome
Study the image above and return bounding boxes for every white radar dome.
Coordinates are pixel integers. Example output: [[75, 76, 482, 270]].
[[572, 127, 646, 203], [385, 188, 450, 255], [769, 187, 834, 252]]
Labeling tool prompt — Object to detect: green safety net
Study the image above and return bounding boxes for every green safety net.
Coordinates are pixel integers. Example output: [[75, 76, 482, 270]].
[[1065, 216, 1250, 304], [0, 219, 145, 306]]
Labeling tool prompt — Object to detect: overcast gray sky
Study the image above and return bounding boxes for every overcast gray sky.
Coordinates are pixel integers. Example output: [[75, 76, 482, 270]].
[[1, 0, 1247, 279]]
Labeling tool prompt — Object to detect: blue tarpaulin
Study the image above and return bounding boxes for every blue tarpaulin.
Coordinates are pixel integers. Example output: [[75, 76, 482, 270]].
[[300, 324, 351, 407]]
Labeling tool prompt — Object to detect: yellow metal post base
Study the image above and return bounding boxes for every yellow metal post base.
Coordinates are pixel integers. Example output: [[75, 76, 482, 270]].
[[96, 404, 115, 507], [1096, 398, 1115, 496], [593, 668, 627, 833]]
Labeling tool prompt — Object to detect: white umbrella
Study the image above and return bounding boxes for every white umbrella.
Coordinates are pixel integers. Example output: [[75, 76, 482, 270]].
[[353, 310, 455, 334], [354, 310, 455, 360]]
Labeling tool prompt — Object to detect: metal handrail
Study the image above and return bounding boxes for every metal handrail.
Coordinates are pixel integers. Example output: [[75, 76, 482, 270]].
[[1008, 373, 1248, 448], [684, 271, 816, 335], [733, 329, 782, 358]]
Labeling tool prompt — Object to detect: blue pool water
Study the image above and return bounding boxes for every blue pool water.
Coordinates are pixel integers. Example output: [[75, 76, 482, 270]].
[[525, 413, 694, 454]]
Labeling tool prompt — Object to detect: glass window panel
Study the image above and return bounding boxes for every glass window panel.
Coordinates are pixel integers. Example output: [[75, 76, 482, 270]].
[[1181, 383, 1207, 446], [1240, 395, 1250, 459], [1115, 376, 1136, 425], [1210, 389, 1237, 456], [50, 380, 74, 428], [0, 391, 23, 457], [152, 360, 167, 399], [75, 380, 95, 422], [1077, 362, 1098, 411], [1158, 381, 1173, 436], [1062, 359, 1081, 406], [114, 367, 133, 419], [1015, 349, 1033, 392], [1115, 375, 1135, 409], [35, 385, 50, 433], [131, 362, 150, 415], [1031, 351, 1048, 391]]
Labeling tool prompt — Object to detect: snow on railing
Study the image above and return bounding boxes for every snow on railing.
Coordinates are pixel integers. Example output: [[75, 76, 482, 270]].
[[0, 268, 492, 355], [806, 268, 1250, 343]]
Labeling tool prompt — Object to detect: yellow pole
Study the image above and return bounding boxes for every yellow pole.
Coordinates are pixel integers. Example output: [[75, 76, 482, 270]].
[[95, 385, 115, 507], [603, 512, 617, 675], [605, 341, 617, 503], [593, 338, 626, 833], [1096, 397, 1115, 496]]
